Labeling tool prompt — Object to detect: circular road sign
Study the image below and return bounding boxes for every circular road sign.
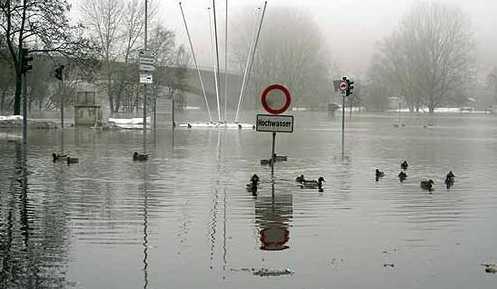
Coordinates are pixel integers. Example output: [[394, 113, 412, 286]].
[[260, 84, 292, 115], [339, 80, 348, 92]]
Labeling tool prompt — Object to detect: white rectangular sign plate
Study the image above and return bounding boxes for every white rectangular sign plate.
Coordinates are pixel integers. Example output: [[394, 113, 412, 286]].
[[256, 114, 294, 133], [140, 64, 155, 71], [139, 73, 153, 84], [140, 57, 155, 65]]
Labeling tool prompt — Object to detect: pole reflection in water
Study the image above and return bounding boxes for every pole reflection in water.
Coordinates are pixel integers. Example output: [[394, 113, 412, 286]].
[[208, 130, 223, 269], [18, 143, 30, 248], [141, 162, 150, 289], [255, 185, 293, 251], [1, 141, 70, 287]]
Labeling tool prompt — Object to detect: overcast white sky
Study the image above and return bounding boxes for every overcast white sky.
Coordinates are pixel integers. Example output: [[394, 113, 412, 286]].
[[73, 0, 497, 75]]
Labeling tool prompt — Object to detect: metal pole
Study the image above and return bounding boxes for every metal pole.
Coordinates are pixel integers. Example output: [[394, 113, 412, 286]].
[[234, 8, 260, 123], [22, 72, 27, 144], [271, 132, 276, 179], [341, 92, 345, 156], [61, 76, 64, 129], [172, 94, 175, 128], [223, 0, 228, 122], [234, 1, 267, 122], [153, 93, 157, 130], [208, 7, 221, 122], [179, 2, 213, 122], [143, 0, 148, 150], [212, 0, 221, 121]]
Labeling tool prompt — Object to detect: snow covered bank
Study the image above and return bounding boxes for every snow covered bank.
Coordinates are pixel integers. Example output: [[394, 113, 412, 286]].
[[0, 115, 58, 129]]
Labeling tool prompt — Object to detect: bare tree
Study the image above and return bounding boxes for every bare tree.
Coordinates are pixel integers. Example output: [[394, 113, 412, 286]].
[[232, 7, 333, 109], [0, 0, 93, 115], [371, 2, 474, 112], [80, 0, 124, 114]]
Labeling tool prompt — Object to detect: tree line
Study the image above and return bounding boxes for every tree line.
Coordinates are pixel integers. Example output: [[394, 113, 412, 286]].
[[0, 0, 189, 116]]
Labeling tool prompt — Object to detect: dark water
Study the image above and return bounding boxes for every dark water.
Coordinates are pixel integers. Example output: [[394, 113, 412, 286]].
[[1, 112, 497, 289]]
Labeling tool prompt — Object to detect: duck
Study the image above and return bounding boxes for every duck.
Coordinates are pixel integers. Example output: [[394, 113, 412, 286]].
[[420, 179, 435, 192], [238, 124, 242, 129], [398, 171, 407, 182], [401, 160, 408, 170], [246, 174, 259, 196], [295, 174, 305, 183], [444, 171, 455, 189], [300, 177, 325, 192], [375, 169, 385, 181], [133, 152, 149, 161], [273, 154, 288, 162], [187, 123, 192, 128], [52, 153, 68, 163], [482, 263, 497, 274], [260, 159, 273, 166], [66, 157, 79, 165]]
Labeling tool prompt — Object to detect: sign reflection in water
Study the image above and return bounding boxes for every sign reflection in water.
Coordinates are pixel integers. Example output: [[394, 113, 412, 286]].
[[255, 187, 292, 251]]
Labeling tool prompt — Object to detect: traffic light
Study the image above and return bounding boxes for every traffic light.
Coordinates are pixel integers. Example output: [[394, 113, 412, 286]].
[[346, 79, 354, 96], [21, 48, 33, 73], [55, 65, 64, 81]]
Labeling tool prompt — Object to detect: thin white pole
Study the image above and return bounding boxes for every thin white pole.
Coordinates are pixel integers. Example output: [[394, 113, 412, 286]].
[[234, 2, 267, 122], [208, 7, 221, 122], [223, 0, 228, 122], [179, 2, 213, 122], [212, 0, 222, 122], [234, 19, 257, 123]]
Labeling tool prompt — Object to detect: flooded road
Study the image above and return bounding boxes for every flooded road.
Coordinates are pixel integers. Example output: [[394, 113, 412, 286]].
[[1, 112, 497, 289]]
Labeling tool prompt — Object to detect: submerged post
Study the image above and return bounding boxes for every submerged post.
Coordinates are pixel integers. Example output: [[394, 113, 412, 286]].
[[271, 132, 276, 179]]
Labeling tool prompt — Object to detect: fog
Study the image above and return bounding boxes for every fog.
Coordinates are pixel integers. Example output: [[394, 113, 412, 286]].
[[144, 0, 497, 74]]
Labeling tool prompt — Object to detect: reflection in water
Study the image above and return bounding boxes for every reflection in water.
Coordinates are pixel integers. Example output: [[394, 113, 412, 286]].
[[0, 141, 70, 288], [2, 113, 497, 288], [255, 189, 293, 251], [141, 164, 149, 289]]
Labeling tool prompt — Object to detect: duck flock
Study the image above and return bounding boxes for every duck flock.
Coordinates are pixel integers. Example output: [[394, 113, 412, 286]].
[[375, 160, 455, 193], [247, 159, 456, 197], [52, 151, 456, 196]]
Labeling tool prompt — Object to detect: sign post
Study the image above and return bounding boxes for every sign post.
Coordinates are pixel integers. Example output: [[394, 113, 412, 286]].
[[256, 84, 294, 193]]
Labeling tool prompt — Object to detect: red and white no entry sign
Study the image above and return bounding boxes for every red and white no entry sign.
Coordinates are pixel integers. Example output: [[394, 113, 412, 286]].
[[260, 84, 292, 115], [339, 80, 348, 91]]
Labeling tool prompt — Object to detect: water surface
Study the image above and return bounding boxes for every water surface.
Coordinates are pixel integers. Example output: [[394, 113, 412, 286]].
[[1, 112, 497, 289]]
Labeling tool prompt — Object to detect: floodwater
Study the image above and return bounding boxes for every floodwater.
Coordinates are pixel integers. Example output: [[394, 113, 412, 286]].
[[1, 111, 497, 289]]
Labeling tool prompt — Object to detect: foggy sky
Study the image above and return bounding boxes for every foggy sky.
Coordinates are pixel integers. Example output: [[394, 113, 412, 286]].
[[72, 0, 497, 76]]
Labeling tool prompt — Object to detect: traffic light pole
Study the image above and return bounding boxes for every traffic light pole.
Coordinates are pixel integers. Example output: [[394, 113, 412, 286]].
[[22, 71, 27, 144], [341, 91, 345, 157], [61, 75, 64, 129]]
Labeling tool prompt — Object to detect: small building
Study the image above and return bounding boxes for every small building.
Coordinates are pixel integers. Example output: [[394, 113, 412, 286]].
[[74, 91, 102, 127]]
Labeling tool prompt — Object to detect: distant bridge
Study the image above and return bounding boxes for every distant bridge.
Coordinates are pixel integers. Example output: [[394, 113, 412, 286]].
[[160, 66, 248, 113]]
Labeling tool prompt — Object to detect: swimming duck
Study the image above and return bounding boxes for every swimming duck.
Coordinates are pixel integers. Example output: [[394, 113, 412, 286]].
[[444, 171, 455, 189], [187, 123, 192, 128], [482, 263, 497, 274], [273, 154, 288, 162], [398, 171, 407, 182], [420, 179, 434, 192], [66, 157, 79, 165], [260, 159, 273, 166], [401, 160, 408, 170], [295, 174, 305, 183], [375, 169, 385, 181], [133, 152, 149, 161], [300, 177, 325, 191], [52, 153, 67, 163], [238, 124, 242, 129]]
